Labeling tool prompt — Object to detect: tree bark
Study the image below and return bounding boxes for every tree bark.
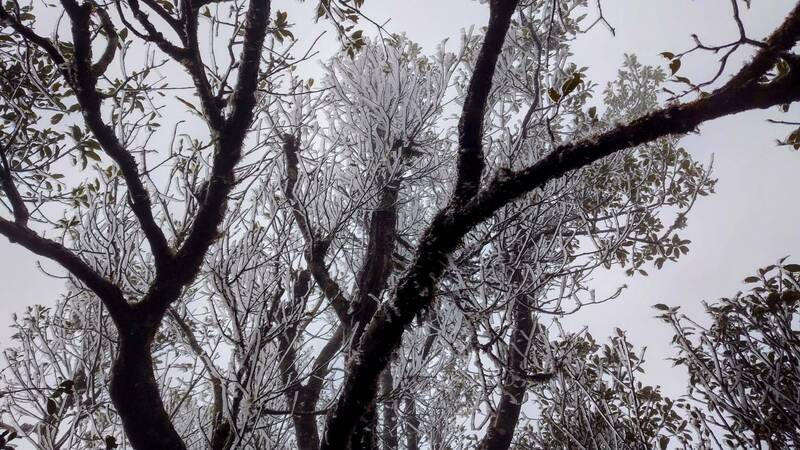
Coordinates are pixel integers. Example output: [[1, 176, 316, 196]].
[[381, 368, 399, 450], [405, 397, 420, 450], [110, 331, 187, 450], [477, 297, 536, 450]]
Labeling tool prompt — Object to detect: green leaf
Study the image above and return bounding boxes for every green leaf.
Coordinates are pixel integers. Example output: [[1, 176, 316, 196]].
[[743, 276, 760, 283], [50, 113, 63, 125], [653, 303, 669, 311]]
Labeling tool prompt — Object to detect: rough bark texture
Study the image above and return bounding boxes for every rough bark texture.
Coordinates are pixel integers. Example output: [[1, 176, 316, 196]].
[[477, 298, 536, 450], [0, 0, 274, 447], [110, 329, 186, 450], [405, 397, 420, 450], [381, 368, 399, 450], [320, 3, 800, 449]]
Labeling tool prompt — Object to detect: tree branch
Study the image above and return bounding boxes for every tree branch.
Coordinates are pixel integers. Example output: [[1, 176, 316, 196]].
[[320, 3, 800, 447], [453, 0, 519, 206], [0, 125, 29, 226], [282, 134, 350, 323], [162, 0, 273, 309], [0, 218, 129, 321], [0, 5, 66, 67], [61, 0, 173, 270]]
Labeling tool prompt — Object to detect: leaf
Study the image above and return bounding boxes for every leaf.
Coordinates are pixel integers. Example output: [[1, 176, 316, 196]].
[[50, 113, 63, 125], [669, 59, 682, 75], [660, 51, 675, 60], [588, 106, 597, 118], [175, 96, 201, 115], [548, 87, 561, 103], [69, 125, 83, 141], [277, 10, 288, 26], [653, 303, 670, 311], [46, 398, 58, 416], [781, 291, 800, 304], [743, 276, 760, 283], [105, 435, 118, 450], [784, 264, 800, 272]]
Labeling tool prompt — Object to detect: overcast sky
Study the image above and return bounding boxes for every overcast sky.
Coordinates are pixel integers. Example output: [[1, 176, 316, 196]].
[[1, 0, 798, 406]]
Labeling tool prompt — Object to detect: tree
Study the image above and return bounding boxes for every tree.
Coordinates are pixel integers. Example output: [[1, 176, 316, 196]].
[[657, 260, 800, 449], [0, 0, 798, 449]]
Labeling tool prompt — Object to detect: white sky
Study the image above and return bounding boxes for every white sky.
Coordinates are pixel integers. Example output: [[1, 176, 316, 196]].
[[1, 0, 799, 412]]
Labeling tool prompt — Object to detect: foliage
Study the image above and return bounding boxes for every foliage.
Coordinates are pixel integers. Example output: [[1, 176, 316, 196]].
[[658, 260, 800, 448], [0, 0, 798, 449]]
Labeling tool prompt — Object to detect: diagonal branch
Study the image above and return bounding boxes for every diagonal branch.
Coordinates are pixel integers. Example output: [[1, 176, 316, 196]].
[[160, 0, 273, 310], [320, 3, 800, 447], [0, 5, 66, 67], [282, 134, 350, 323], [0, 218, 129, 321], [0, 124, 29, 226], [91, 3, 118, 77], [61, 0, 173, 270], [453, 0, 519, 206]]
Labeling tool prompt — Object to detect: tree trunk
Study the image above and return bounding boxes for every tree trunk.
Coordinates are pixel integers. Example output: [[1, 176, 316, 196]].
[[405, 397, 420, 450], [477, 298, 535, 450], [110, 333, 187, 450], [381, 368, 399, 450], [350, 404, 378, 450], [292, 391, 322, 450]]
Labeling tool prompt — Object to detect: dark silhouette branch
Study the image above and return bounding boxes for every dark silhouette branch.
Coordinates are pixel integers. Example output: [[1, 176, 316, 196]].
[[60, 0, 173, 270], [320, 3, 800, 447], [453, 0, 518, 207], [163, 0, 273, 310], [0, 219, 129, 321], [282, 134, 351, 322]]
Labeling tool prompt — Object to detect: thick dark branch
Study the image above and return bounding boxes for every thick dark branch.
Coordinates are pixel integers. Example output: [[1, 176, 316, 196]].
[[349, 150, 403, 343], [163, 0, 272, 309], [176, 0, 224, 129], [0, 6, 66, 66], [123, 0, 187, 59], [278, 271, 343, 450], [453, 0, 519, 206], [91, 4, 118, 77], [0, 130, 29, 225], [0, 171, 27, 225], [320, 5, 800, 447], [60, 1, 172, 271], [282, 135, 350, 322], [479, 259, 544, 450], [139, 0, 182, 33], [224, 0, 271, 137], [0, 218, 129, 321], [303, 324, 344, 399]]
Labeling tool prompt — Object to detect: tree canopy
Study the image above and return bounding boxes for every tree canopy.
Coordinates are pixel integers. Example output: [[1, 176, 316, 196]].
[[0, 0, 799, 449]]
